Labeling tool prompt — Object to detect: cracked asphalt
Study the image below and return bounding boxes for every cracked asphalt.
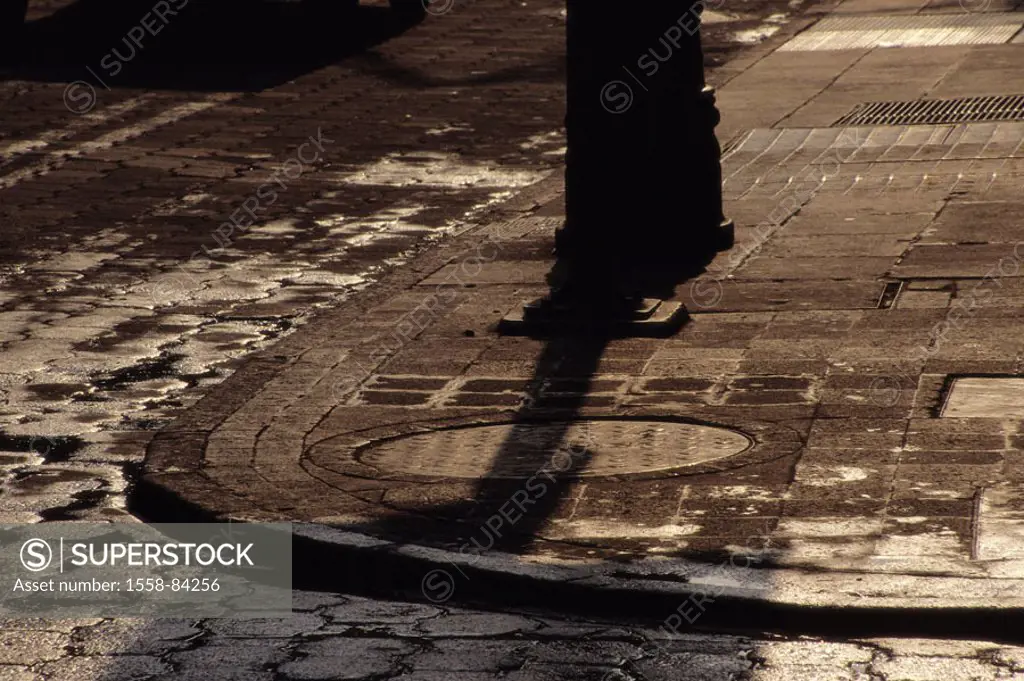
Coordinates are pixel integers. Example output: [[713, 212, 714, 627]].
[[11, 594, 1024, 680]]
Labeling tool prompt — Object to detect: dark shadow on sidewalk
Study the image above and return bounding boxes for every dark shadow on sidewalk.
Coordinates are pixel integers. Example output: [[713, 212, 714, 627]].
[[320, 249, 716, 561], [2, 0, 424, 91], [350, 49, 565, 89]]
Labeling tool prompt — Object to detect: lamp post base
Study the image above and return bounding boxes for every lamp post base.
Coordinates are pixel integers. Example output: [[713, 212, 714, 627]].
[[498, 295, 689, 338]]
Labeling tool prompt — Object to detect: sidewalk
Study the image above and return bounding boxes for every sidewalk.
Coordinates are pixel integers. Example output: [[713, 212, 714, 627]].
[[138, 0, 1024, 623]]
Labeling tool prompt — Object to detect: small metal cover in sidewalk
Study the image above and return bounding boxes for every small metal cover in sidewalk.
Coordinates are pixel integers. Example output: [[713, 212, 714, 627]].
[[942, 377, 1024, 418], [358, 420, 752, 479], [779, 13, 1024, 51], [835, 95, 1024, 127]]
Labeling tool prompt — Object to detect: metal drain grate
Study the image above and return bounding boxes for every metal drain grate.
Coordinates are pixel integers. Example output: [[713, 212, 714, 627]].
[[835, 95, 1024, 127]]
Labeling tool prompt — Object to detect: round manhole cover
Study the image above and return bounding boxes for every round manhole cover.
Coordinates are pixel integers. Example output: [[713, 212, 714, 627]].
[[358, 420, 752, 479]]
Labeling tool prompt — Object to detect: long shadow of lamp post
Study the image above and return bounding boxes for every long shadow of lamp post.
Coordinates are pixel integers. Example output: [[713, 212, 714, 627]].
[[477, 0, 735, 555], [298, 0, 740, 581], [396, 0, 741, 553], [502, 0, 733, 335]]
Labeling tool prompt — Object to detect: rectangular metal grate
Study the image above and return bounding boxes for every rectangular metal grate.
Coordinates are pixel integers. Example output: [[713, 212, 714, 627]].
[[835, 95, 1024, 126], [778, 13, 1024, 50]]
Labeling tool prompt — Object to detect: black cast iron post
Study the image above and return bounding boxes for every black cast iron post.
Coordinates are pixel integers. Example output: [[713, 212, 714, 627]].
[[500, 1, 735, 334], [561, 0, 733, 265]]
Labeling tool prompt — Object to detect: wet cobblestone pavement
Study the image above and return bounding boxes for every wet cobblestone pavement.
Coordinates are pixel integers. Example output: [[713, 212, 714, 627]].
[[1, 0, 574, 522]]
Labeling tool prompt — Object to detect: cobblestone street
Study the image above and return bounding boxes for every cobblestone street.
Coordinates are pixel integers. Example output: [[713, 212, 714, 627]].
[[1, 0, 577, 521]]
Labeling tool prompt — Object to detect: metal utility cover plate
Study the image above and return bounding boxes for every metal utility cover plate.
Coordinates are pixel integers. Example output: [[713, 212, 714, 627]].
[[942, 377, 1024, 418], [779, 14, 1024, 51], [358, 420, 753, 479]]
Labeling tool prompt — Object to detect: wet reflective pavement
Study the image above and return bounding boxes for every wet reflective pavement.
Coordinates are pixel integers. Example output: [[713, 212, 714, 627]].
[[1, 0, 572, 522]]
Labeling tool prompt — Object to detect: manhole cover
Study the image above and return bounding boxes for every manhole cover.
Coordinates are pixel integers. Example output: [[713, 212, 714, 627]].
[[358, 420, 753, 479]]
